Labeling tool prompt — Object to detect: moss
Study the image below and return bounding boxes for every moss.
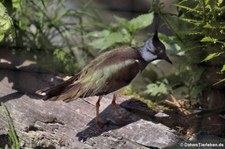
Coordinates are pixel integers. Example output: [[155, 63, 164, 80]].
[[120, 86, 170, 111]]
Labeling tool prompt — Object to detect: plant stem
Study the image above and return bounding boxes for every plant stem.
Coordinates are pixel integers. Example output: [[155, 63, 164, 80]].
[[1, 102, 20, 149]]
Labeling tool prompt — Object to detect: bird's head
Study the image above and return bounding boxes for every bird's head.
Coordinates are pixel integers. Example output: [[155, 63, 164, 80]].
[[140, 32, 172, 64]]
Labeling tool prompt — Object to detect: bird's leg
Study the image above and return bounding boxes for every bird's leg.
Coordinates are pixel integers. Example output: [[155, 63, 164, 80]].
[[111, 94, 128, 122], [96, 96, 102, 129], [111, 94, 118, 110]]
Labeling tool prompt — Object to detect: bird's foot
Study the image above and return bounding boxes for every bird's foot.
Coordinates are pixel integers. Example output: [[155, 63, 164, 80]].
[[111, 103, 119, 110], [96, 120, 103, 130], [108, 107, 132, 126], [117, 114, 129, 121], [96, 119, 108, 130]]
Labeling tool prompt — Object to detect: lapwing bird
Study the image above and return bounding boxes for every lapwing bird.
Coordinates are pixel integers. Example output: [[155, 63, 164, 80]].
[[36, 32, 172, 128]]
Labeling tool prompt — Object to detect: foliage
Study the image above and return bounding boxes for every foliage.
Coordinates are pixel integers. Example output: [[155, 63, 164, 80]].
[[144, 0, 225, 101], [53, 48, 80, 74], [2, 0, 105, 74], [87, 12, 154, 51], [121, 85, 170, 111], [143, 0, 225, 101], [176, 0, 225, 84], [145, 79, 169, 97], [0, 2, 15, 42], [202, 51, 224, 62], [87, 30, 130, 51], [2, 0, 155, 74], [1, 102, 20, 149]]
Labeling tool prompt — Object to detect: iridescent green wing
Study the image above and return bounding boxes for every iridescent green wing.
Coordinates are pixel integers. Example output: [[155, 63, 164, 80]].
[[78, 58, 140, 96], [56, 47, 141, 101]]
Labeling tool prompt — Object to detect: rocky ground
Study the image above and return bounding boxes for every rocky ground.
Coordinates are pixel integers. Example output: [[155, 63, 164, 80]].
[[0, 49, 224, 149]]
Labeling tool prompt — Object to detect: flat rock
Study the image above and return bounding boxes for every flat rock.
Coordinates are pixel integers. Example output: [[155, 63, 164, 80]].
[[0, 55, 184, 148]]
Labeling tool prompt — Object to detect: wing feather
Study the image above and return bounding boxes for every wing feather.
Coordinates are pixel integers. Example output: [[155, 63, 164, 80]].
[[42, 47, 146, 101]]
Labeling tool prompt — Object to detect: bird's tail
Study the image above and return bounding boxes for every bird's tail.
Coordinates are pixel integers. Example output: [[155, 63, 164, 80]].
[[36, 75, 78, 101]]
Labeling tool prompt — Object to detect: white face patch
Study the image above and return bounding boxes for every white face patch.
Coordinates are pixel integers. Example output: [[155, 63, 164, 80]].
[[139, 39, 157, 62]]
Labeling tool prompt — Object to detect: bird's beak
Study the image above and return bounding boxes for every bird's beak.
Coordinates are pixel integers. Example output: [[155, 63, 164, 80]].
[[164, 55, 172, 64]]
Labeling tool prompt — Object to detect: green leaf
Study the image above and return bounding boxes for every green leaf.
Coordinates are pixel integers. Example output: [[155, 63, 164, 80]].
[[115, 12, 154, 33], [203, 23, 214, 29], [0, 34, 4, 41], [0, 5, 11, 31], [145, 80, 168, 97], [12, 0, 21, 9], [89, 32, 127, 50], [218, 0, 223, 6], [203, 38, 225, 46], [85, 30, 110, 38], [178, 18, 202, 26], [88, 38, 105, 50], [0, 3, 15, 42], [201, 37, 218, 43], [221, 64, 225, 72], [205, 3, 213, 12], [114, 16, 129, 27], [176, 4, 200, 13], [202, 51, 224, 62], [128, 12, 154, 32]]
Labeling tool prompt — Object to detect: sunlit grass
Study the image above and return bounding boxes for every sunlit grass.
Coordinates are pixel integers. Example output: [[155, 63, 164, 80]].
[[1, 102, 20, 149]]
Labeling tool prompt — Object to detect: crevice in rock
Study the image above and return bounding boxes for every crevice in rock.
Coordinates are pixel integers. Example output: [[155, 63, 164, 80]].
[[37, 117, 65, 126], [27, 125, 42, 131], [33, 144, 56, 149], [25, 124, 44, 132]]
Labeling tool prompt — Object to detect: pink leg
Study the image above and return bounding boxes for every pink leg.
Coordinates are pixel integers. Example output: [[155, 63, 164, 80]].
[[111, 94, 117, 109]]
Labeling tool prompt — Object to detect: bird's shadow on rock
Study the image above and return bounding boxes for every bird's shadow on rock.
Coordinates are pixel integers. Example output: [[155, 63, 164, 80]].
[[76, 98, 157, 141]]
